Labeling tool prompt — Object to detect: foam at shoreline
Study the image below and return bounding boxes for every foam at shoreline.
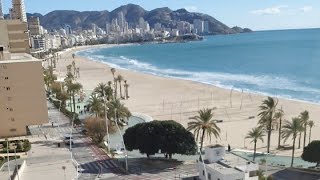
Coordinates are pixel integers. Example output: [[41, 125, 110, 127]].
[[76, 47, 320, 105]]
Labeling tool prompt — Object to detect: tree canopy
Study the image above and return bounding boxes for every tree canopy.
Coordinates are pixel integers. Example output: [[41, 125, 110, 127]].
[[302, 140, 320, 167], [123, 120, 197, 159]]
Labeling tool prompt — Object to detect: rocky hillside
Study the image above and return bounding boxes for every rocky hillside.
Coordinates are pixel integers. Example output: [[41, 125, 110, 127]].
[[27, 4, 252, 34]]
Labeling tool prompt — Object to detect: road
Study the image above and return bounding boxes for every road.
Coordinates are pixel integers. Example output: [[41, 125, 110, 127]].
[[28, 101, 122, 180]]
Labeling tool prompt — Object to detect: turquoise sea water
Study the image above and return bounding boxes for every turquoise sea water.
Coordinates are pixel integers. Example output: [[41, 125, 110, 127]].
[[78, 29, 320, 103]]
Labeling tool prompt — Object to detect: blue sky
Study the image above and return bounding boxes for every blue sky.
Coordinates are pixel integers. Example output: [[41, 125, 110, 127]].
[[2, 0, 320, 30]]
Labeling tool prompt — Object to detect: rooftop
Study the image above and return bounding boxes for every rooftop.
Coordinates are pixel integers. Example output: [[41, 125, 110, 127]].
[[0, 53, 40, 64], [206, 163, 241, 175]]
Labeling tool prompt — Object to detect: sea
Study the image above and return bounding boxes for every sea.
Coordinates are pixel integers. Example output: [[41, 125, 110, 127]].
[[77, 28, 320, 104]]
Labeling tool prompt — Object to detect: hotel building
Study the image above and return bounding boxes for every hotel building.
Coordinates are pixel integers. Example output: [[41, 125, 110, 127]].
[[0, 19, 30, 53], [0, 46, 48, 138]]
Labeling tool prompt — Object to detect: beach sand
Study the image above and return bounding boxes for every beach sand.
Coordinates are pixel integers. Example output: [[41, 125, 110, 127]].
[[51, 44, 319, 156]]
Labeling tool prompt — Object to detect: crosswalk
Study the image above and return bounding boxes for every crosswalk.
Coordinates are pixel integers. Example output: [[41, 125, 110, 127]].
[[80, 160, 119, 174]]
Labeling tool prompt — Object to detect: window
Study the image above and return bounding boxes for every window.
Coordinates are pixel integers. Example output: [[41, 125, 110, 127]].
[[6, 87, 10, 91], [208, 173, 211, 180], [5, 77, 8, 80], [10, 108, 13, 111], [10, 129, 17, 132], [203, 170, 205, 176], [10, 118, 15, 122]]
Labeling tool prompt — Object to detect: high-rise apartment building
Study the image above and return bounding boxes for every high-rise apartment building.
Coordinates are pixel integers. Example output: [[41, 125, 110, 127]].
[[0, 0, 4, 20], [28, 16, 42, 36], [0, 47, 48, 138], [193, 19, 204, 34], [11, 0, 27, 22], [0, 19, 30, 53]]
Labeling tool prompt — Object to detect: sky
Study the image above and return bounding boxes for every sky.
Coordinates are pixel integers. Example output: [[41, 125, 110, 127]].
[[2, 0, 320, 30]]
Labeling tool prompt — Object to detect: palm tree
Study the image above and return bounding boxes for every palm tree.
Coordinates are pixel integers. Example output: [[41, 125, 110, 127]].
[[275, 107, 284, 149], [124, 83, 129, 99], [258, 97, 278, 153], [246, 127, 265, 161], [88, 95, 104, 119], [72, 61, 76, 76], [66, 64, 72, 74], [94, 83, 113, 101], [117, 75, 124, 99], [281, 117, 304, 167], [70, 82, 82, 114], [187, 108, 220, 153], [107, 99, 131, 126], [110, 68, 116, 97], [299, 111, 309, 148], [308, 120, 314, 144]]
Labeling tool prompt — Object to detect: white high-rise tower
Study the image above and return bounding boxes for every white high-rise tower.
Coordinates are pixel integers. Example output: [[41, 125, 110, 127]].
[[11, 0, 27, 22], [0, 0, 4, 20]]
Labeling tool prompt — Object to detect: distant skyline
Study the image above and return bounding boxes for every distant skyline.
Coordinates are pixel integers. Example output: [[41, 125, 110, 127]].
[[2, 0, 320, 30]]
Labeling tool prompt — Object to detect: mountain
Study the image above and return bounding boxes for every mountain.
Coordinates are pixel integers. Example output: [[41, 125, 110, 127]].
[[26, 4, 252, 34]]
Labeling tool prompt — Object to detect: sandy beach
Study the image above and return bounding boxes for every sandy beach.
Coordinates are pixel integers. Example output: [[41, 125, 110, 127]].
[[51, 44, 319, 156]]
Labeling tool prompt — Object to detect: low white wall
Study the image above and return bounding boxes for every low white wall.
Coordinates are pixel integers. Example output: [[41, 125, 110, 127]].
[[13, 160, 26, 180], [132, 112, 153, 122]]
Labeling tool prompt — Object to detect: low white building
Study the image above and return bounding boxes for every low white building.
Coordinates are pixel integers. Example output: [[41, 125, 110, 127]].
[[198, 145, 259, 180]]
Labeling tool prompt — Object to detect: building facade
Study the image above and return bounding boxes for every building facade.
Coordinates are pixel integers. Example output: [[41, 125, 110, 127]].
[[0, 0, 3, 20], [0, 48, 48, 138], [28, 16, 42, 36], [0, 19, 30, 53], [198, 145, 259, 180], [11, 0, 27, 22]]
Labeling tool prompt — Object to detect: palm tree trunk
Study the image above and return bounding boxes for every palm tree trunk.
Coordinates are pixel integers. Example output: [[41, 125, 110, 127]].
[[114, 81, 118, 98], [200, 129, 206, 153], [291, 137, 296, 167], [303, 126, 307, 148], [253, 141, 257, 161], [267, 126, 271, 153], [73, 92, 76, 114], [69, 92, 72, 112], [309, 127, 312, 144], [298, 132, 301, 149], [119, 82, 123, 98], [278, 118, 282, 149]]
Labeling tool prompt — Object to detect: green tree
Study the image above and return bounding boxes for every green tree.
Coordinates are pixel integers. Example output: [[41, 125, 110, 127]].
[[124, 120, 197, 159], [301, 141, 320, 167], [281, 117, 304, 167], [160, 120, 197, 159], [88, 95, 104, 119], [107, 99, 131, 126], [274, 107, 284, 149], [258, 97, 278, 153], [246, 127, 265, 161], [308, 121, 314, 144], [187, 108, 220, 153], [299, 110, 309, 149]]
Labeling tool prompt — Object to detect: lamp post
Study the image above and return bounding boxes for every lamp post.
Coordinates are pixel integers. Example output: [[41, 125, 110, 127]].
[[114, 109, 128, 172], [6, 138, 12, 180], [104, 96, 110, 152], [14, 147, 20, 180], [70, 114, 74, 160]]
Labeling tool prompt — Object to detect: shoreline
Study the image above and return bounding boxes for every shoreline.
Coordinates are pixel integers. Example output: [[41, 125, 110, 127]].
[[75, 44, 320, 106], [54, 44, 320, 156]]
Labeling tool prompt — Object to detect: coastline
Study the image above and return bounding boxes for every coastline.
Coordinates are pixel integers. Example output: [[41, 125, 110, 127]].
[[54, 44, 320, 156]]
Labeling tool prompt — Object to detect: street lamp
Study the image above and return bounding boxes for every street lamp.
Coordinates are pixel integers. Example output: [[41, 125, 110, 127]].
[[114, 109, 128, 172], [6, 138, 12, 180], [104, 96, 110, 152]]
